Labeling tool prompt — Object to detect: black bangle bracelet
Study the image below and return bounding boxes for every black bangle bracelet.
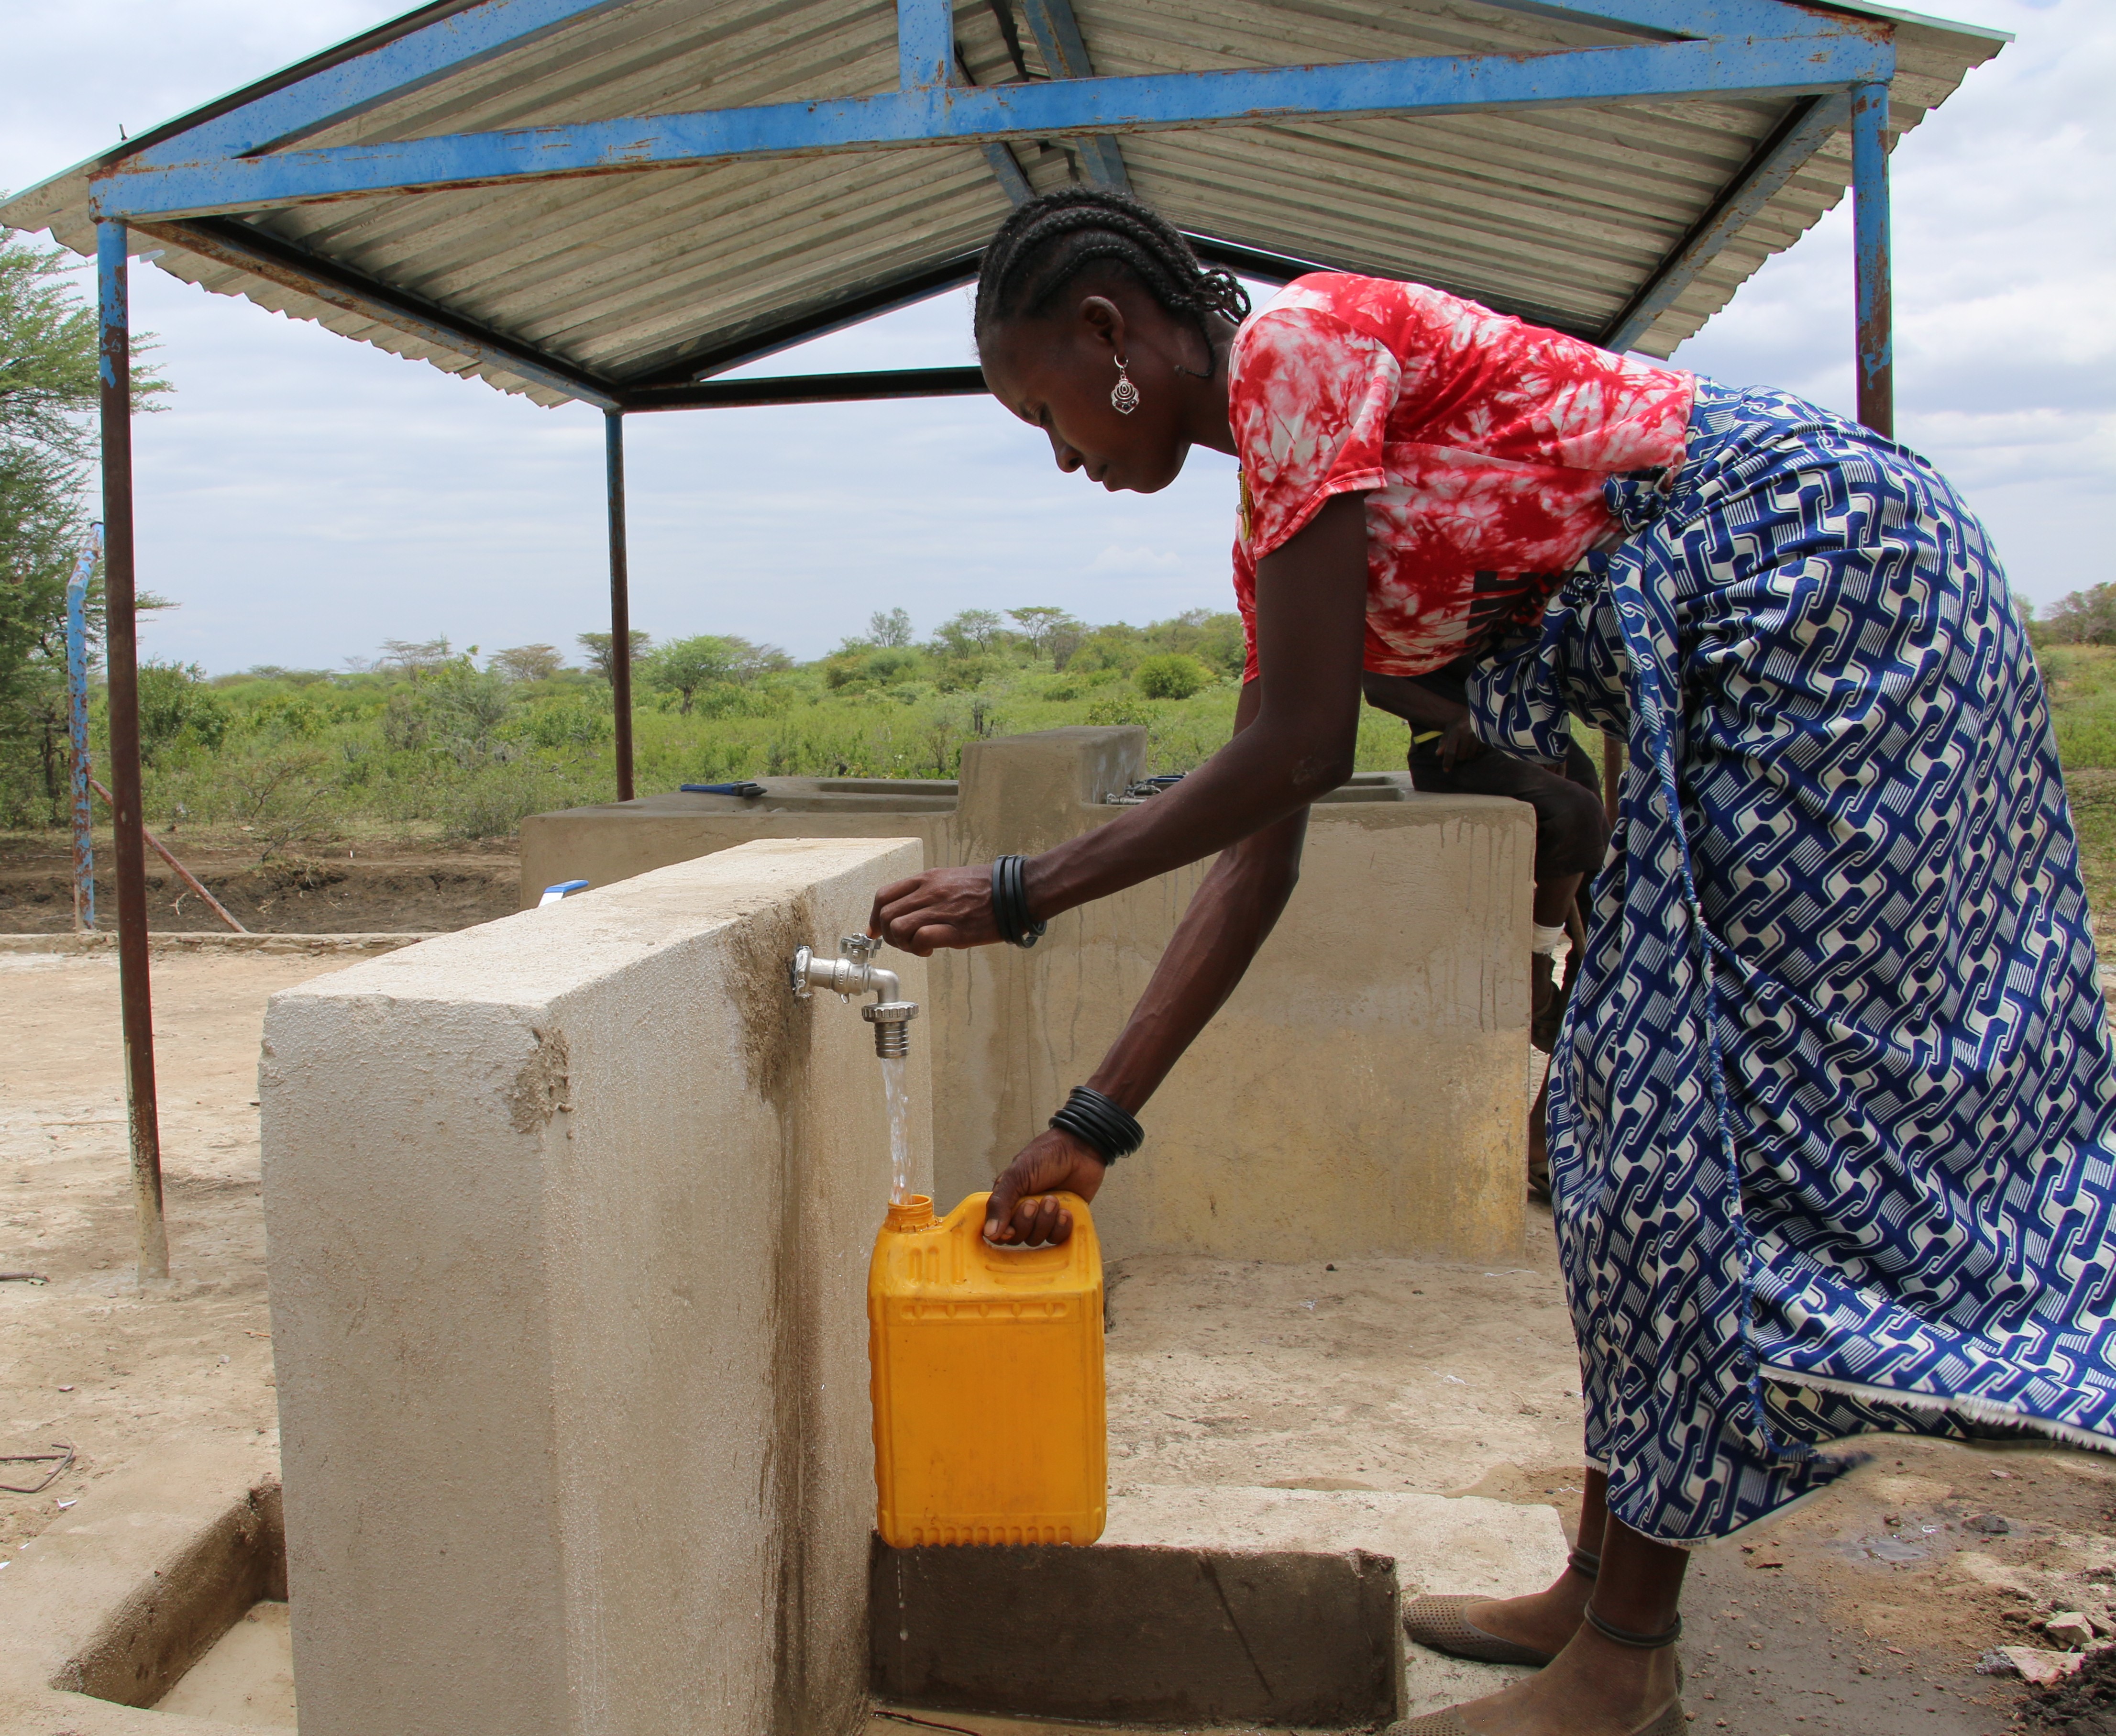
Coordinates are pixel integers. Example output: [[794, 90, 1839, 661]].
[[991, 854, 1047, 949], [1049, 1084, 1144, 1165]]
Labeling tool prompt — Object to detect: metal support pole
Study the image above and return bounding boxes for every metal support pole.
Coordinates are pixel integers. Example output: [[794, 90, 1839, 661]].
[[66, 524, 102, 930], [1852, 80, 1894, 439], [1601, 729, 1622, 828], [96, 221, 168, 1285], [605, 408, 635, 803], [898, 0, 952, 89]]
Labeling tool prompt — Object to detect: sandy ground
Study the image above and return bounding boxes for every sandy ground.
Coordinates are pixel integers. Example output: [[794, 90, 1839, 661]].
[[0, 948, 346, 1557], [8, 946, 2116, 1734], [1104, 1243, 1584, 1511]]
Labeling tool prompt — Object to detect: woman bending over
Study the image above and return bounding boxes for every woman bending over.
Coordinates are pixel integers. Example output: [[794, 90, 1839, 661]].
[[872, 188, 2116, 1736]]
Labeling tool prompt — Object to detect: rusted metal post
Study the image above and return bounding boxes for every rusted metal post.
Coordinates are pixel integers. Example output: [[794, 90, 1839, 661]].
[[605, 407, 635, 802], [1852, 80, 1893, 439], [96, 221, 168, 1284], [66, 524, 102, 930]]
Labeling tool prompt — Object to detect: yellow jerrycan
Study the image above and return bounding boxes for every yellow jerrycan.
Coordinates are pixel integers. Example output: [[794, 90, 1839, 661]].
[[868, 1191, 1105, 1547]]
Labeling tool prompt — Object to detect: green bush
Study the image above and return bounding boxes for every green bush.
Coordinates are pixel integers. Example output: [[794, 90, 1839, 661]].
[[1135, 653, 1211, 701], [933, 656, 997, 694], [241, 690, 325, 739], [136, 660, 232, 763], [518, 701, 610, 750], [439, 760, 602, 839], [1067, 627, 1145, 676], [1084, 695, 1153, 727], [823, 646, 922, 691]]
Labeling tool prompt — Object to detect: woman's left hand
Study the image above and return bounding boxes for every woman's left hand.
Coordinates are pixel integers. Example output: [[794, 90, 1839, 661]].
[[870, 865, 1003, 954], [1437, 716, 1486, 772], [984, 1128, 1108, 1246]]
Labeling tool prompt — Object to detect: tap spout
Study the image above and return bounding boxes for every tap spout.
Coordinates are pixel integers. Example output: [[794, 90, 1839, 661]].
[[790, 934, 898, 1003], [790, 935, 919, 1060]]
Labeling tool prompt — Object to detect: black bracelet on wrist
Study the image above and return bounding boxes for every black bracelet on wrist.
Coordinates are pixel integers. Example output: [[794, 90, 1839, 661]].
[[990, 854, 1047, 949], [1049, 1084, 1144, 1165]]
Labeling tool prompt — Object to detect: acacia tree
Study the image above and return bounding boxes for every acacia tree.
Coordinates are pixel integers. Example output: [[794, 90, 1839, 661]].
[[646, 633, 789, 713], [868, 608, 913, 647], [2039, 586, 2116, 646], [931, 608, 1006, 658], [576, 629, 651, 682], [1007, 605, 1080, 661], [0, 236, 169, 823], [377, 636, 453, 680], [490, 643, 565, 682]]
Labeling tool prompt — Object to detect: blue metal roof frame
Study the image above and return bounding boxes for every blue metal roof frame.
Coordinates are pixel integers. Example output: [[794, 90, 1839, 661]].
[[2, 0, 2004, 409], [96, 13, 1899, 217]]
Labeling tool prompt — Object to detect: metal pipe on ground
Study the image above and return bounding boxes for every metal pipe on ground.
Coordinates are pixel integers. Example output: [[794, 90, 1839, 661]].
[[66, 524, 101, 931], [606, 408, 635, 803], [87, 778, 247, 934], [95, 219, 168, 1285]]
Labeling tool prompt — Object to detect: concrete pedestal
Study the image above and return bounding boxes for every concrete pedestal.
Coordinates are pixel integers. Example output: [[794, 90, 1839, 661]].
[[260, 838, 930, 1736]]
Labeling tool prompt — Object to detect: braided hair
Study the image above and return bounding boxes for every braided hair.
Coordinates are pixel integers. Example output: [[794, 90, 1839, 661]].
[[974, 188, 1251, 366]]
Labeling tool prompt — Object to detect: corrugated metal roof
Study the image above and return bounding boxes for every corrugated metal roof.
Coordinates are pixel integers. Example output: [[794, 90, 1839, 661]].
[[1, 0, 2005, 407]]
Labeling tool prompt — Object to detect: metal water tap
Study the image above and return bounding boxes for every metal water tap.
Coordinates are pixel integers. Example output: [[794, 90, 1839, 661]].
[[789, 934, 919, 1059]]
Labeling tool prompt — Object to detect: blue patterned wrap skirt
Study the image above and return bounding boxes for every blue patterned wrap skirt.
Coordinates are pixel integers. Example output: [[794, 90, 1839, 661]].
[[1470, 379, 2116, 1543]]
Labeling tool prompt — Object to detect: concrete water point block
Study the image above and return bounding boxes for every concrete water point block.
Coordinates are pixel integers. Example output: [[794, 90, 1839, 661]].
[[521, 729, 1533, 1265], [261, 838, 931, 1736]]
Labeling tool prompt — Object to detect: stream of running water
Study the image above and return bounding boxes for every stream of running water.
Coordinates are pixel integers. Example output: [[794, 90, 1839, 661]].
[[881, 1053, 912, 1205]]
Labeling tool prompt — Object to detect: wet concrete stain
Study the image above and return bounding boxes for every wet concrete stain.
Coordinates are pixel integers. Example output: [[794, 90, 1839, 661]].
[[506, 1026, 570, 1133]]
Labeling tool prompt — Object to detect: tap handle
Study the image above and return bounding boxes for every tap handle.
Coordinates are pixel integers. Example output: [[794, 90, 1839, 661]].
[[840, 934, 878, 964]]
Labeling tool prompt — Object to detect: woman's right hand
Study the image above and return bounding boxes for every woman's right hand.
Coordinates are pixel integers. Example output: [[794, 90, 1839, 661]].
[[983, 1128, 1108, 1247], [870, 865, 1003, 955]]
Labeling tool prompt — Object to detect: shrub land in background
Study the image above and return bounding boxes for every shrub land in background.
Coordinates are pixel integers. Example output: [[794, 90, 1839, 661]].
[[0, 607, 1420, 851], [11, 592, 2116, 893]]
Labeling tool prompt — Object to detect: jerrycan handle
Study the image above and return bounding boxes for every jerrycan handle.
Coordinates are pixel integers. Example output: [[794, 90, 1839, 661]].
[[968, 1189, 1091, 1255]]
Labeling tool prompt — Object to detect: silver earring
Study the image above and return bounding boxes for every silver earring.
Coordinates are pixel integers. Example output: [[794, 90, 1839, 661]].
[[1110, 355, 1140, 415]]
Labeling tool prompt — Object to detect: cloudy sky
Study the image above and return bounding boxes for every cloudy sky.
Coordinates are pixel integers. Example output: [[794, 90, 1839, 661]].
[[0, 0, 2107, 673]]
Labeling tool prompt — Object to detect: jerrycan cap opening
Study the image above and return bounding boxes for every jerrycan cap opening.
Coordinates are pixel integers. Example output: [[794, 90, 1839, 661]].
[[884, 1194, 937, 1232]]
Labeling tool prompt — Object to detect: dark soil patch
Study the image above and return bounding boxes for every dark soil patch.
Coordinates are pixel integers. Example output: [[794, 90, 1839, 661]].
[[2025, 1648, 2116, 1734], [0, 840, 519, 933]]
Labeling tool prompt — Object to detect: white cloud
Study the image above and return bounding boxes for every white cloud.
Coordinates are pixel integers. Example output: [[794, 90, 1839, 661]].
[[1087, 546, 1190, 575], [1671, 0, 2116, 606]]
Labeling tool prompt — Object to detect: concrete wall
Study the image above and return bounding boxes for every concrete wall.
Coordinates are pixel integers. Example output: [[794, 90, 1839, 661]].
[[521, 729, 1535, 1265], [261, 838, 930, 1736]]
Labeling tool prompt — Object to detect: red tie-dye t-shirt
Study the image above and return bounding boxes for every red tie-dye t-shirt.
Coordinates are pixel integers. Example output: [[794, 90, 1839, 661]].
[[1229, 274, 1694, 680]]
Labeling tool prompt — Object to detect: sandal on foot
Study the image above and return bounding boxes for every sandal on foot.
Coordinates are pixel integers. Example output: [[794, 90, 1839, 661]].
[[1400, 1596, 1555, 1667], [1399, 1548, 1599, 1667], [1390, 1595, 1685, 1736]]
